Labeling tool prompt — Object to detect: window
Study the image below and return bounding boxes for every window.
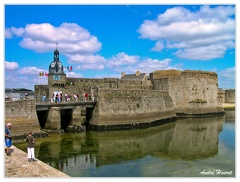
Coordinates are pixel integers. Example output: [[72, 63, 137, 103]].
[[53, 75, 60, 80]]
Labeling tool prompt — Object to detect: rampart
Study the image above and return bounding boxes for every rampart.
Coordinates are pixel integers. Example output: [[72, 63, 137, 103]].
[[88, 89, 176, 129], [7, 69, 227, 133], [225, 89, 235, 103], [151, 70, 224, 116], [5, 99, 47, 138]]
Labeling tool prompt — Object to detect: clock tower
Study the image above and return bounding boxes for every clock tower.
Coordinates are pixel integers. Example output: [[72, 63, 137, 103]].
[[48, 49, 66, 89]]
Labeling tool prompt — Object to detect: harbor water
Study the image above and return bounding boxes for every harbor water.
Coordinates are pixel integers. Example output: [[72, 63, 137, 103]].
[[14, 110, 235, 177]]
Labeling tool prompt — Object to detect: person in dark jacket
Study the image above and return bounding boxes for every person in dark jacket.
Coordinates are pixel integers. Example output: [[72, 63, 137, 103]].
[[5, 123, 12, 156], [26, 131, 37, 162]]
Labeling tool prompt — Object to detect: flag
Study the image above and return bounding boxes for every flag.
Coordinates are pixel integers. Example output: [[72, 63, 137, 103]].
[[39, 72, 44, 76], [45, 72, 48, 77], [67, 66, 73, 71]]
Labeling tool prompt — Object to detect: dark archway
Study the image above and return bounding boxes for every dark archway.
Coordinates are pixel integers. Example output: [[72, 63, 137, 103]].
[[36, 110, 49, 129], [61, 109, 73, 131]]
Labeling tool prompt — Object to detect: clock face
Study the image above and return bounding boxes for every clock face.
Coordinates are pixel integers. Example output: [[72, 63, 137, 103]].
[[58, 63, 62, 67], [51, 62, 56, 68]]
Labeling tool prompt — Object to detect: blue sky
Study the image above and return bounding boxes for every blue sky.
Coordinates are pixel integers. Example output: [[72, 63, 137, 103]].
[[3, 2, 236, 90]]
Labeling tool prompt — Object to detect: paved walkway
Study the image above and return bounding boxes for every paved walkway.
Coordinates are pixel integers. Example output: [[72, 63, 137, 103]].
[[4, 145, 70, 178]]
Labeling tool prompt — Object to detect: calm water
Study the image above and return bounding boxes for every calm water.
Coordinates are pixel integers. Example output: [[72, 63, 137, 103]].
[[14, 110, 235, 177]]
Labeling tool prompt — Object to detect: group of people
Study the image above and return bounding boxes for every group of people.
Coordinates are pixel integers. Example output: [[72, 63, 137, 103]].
[[50, 93, 64, 103], [50, 93, 78, 103], [47, 92, 95, 103], [5, 123, 37, 162]]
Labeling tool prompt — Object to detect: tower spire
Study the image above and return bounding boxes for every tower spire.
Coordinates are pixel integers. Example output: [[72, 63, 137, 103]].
[[56, 42, 58, 50]]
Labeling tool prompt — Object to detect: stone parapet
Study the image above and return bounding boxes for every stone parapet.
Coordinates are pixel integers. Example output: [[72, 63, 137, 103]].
[[5, 99, 45, 138], [89, 89, 176, 129]]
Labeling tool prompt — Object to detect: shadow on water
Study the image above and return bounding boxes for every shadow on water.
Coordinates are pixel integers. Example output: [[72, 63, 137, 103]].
[[14, 110, 234, 177]]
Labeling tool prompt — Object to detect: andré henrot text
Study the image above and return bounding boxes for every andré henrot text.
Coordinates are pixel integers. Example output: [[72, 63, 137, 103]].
[[199, 169, 233, 176]]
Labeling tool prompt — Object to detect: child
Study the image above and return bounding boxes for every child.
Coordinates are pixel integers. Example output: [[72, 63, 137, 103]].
[[26, 131, 37, 162]]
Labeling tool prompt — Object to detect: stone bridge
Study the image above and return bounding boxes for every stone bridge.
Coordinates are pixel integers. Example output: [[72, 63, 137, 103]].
[[36, 101, 96, 130], [36, 101, 97, 130], [5, 99, 97, 138], [36, 101, 96, 111]]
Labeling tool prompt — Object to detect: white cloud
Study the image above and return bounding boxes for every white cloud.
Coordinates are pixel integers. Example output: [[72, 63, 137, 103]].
[[66, 54, 106, 64], [5, 71, 40, 90], [220, 67, 235, 79], [5, 22, 104, 77], [5, 61, 19, 71], [18, 67, 46, 75], [6, 23, 102, 54], [108, 52, 181, 74], [65, 54, 106, 70], [66, 71, 83, 78], [127, 58, 180, 73], [175, 45, 226, 60], [218, 67, 235, 89], [151, 41, 164, 52], [107, 52, 139, 68], [5, 28, 13, 39], [75, 64, 105, 70], [138, 5, 235, 60]]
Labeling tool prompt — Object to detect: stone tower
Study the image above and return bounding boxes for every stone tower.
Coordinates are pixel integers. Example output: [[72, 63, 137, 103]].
[[48, 49, 66, 97]]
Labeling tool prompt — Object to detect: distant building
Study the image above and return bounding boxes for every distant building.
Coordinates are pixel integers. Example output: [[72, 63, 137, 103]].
[[5, 88, 34, 101]]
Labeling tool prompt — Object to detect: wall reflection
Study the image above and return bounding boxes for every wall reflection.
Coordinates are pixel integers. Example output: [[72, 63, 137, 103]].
[[28, 113, 224, 170]]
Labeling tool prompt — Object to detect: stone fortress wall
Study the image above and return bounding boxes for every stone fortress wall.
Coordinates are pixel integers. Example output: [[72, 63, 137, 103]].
[[6, 69, 229, 134], [150, 70, 224, 116], [224, 89, 235, 103], [36, 69, 225, 129], [89, 89, 176, 129], [5, 99, 46, 138], [5, 48, 234, 136]]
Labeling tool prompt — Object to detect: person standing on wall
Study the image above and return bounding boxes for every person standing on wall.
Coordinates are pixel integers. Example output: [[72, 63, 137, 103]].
[[5, 123, 12, 156], [26, 131, 37, 162]]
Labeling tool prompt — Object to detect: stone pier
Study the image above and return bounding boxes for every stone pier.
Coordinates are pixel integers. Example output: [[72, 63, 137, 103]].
[[4, 145, 70, 177]]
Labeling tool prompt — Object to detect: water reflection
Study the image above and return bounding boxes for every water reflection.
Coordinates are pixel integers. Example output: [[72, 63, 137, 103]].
[[15, 113, 226, 173], [224, 109, 235, 122], [167, 115, 223, 160], [91, 115, 224, 166]]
